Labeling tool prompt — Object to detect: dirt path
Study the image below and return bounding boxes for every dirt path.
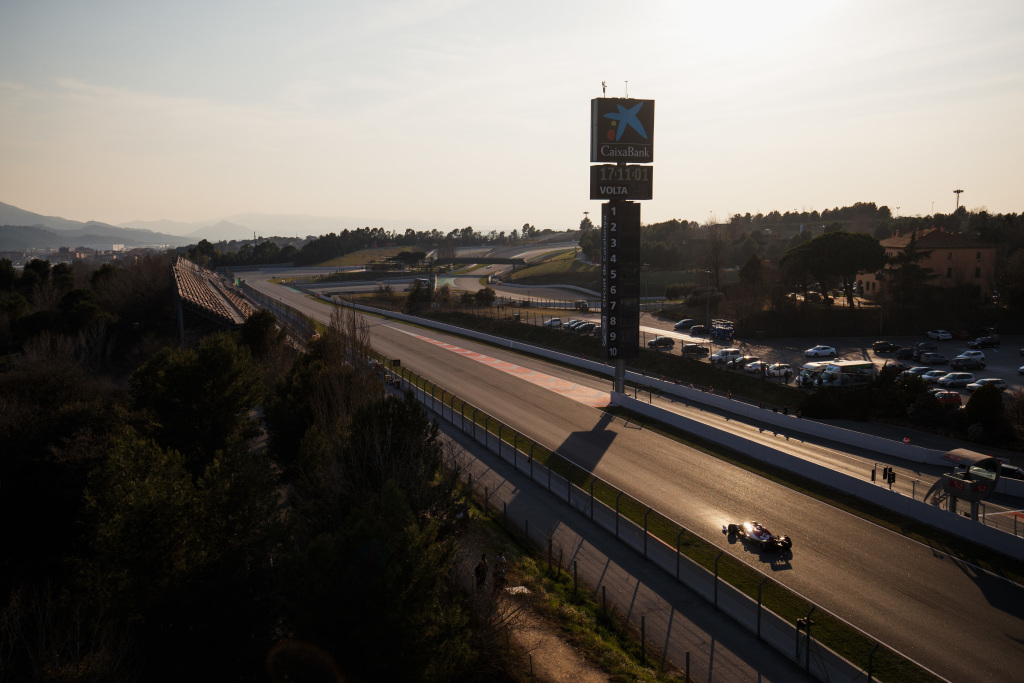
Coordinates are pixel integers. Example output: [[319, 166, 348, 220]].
[[508, 612, 612, 683], [459, 528, 613, 683]]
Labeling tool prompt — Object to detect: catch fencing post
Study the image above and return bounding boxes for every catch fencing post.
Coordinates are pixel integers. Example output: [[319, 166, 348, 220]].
[[714, 551, 723, 607], [643, 508, 652, 557], [567, 464, 572, 504], [757, 577, 768, 639], [676, 529, 685, 580], [615, 491, 623, 537]]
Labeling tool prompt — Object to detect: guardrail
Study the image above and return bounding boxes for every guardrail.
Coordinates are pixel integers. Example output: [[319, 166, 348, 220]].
[[371, 355, 947, 683]]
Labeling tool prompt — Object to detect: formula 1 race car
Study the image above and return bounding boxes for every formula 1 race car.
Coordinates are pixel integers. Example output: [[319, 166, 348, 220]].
[[723, 521, 793, 552]]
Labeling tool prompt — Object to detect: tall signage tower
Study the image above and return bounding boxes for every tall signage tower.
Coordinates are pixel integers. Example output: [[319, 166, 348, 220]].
[[591, 96, 654, 392]]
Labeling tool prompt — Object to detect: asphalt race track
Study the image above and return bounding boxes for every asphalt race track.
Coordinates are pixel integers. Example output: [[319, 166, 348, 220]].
[[247, 273, 1024, 683]]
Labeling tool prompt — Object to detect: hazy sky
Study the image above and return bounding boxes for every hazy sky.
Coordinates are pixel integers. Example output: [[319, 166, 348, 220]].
[[2, 1, 1022, 232]]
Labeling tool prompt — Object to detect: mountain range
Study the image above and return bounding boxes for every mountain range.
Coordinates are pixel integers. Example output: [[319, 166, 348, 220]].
[[0, 202, 384, 251], [1, 201, 530, 252]]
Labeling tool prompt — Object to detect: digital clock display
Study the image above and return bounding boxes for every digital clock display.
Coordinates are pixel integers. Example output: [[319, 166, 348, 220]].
[[590, 165, 653, 200]]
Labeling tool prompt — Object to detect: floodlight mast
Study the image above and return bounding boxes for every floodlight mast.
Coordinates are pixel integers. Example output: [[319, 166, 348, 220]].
[[954, 188, 964, 211]]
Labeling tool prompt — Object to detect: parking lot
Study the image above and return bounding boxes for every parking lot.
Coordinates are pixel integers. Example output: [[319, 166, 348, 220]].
[[636, 319, 1024, 395]]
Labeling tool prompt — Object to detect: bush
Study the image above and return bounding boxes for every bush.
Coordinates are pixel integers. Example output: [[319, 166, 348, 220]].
[[965, 383, 1004, 428], [665, 283, 689, 300]]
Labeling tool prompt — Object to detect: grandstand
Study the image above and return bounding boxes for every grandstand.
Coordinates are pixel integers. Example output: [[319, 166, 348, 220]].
[[172, 257, 259, 345]]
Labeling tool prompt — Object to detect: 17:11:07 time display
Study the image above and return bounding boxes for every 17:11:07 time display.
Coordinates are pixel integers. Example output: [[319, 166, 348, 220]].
[[594, 165, 651, 182]]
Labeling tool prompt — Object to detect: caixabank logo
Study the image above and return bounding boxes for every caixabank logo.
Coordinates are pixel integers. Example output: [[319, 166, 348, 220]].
[[591, 98, 654, 163]]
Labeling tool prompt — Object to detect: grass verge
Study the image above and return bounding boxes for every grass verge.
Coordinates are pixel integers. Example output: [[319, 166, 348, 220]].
[[468, 499, 688, 681]]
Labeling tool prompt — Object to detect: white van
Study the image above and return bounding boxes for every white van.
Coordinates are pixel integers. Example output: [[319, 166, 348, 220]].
[[709, 348, 742, 364], [798, 361, 830, 386]]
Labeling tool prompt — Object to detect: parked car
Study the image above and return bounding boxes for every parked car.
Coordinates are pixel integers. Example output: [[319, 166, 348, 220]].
[[895, 348, 915, 360], [921, 370, 949, 383], [689, 324, 708, 336], [965, 378, 1008, 392], [926, 329, 952, 340], [673, 318, 697, 330], [949, 357, 985, 370], [680, 343, 709, 355], [726, 355, 759, 370], [967, 335, 1000, 349], [647, 336, 675, 349], [919, 352, 948, 365], [564, 319, 585, 330], [936, 372, 975, 388], [1019, 365, 1024, 375], [933, 390, 963, 407], [872, 341, 901, 353], [575, 322, 595, 334], [804, 345, 836, 358], [898, 367, 931, 382], [744, 360, 769, 374], [911, 341, 938, 360], [710, 348, 742, 364], [767, 363, 793, 377], [543, 317, 562, 328], [955, 350, 986, 362]]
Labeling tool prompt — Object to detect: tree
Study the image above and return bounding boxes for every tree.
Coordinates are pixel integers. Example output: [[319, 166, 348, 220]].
[[236, 308, 286, 362], [130, 334, 264, 470], [579, 228, 600, 262], [279, 482, 471, 682], [80, 427, 282, 679], [885, 233, 935, 306], [394, 251, 426, 267], [964, 383, 1005, 434], [474, 286, 497, 307], [738, 253, 764, 288], [80, 430, 204, 617], [702, 224, 726, 290], [779, 231, 886, 307], [264, 308, 381, 472], [0, 258, 16, 291], [406, 280, 432, 310]]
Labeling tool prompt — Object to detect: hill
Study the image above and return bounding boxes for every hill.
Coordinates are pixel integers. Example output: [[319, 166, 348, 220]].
[[0, 201, 189, 249]]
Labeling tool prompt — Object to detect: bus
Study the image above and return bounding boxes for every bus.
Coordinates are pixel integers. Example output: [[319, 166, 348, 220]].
[[819, 360, 877, 386]]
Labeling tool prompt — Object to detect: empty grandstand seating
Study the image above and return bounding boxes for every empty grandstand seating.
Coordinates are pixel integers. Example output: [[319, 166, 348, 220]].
[[172, 257, 254, 326]]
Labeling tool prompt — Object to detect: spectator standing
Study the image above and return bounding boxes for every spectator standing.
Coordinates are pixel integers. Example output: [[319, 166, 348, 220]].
[[474, 553, 488, 590], [493, 551, 508, 592]]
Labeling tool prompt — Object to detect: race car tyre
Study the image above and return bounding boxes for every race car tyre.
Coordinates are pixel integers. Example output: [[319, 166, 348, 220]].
[[727, 524, 738, 535]]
